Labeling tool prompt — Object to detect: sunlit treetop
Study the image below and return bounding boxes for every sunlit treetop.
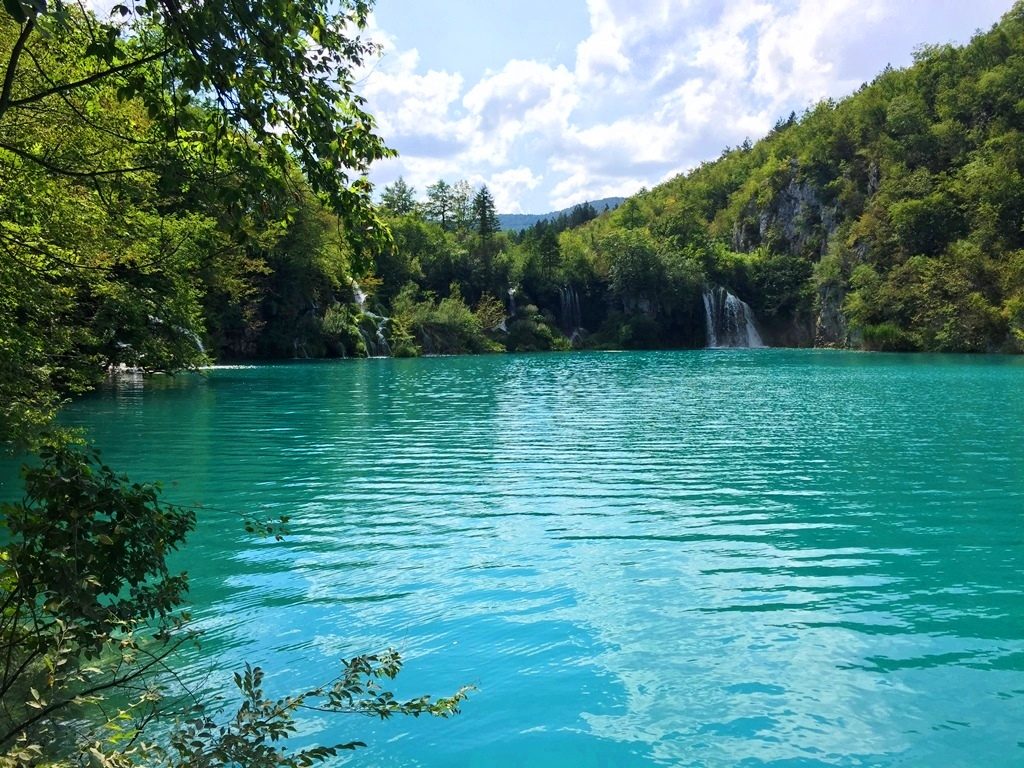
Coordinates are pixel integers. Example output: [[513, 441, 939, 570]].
[[0, 0, 394, 250]]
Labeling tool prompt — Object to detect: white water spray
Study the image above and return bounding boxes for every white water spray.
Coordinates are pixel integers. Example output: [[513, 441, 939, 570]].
[[702, 286, 764, 348]]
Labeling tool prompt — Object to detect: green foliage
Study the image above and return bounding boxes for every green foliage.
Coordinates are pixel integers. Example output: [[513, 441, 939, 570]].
[[860, 322, 915, 352], [748, 249, 814, 319], [1, 0, 393, 250], [472, 185, 499, 241], [0, 443, 195, 762], [390, 283, 503, 355], [0, 441, 471, 766], [169, 656, 471, 768], [380, 177, 418, 216], [321, 303, 364, 357], [505, 305, 571, 353], [551, 2, 1024, 352], [1, 2, 471, 765], [0, 10, 215, 445], [424, 180, 455, 230], [605, 229, 664, 310]]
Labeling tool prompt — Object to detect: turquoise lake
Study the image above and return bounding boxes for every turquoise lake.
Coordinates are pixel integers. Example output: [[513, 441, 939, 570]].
[[15, 349, 1024, 766]]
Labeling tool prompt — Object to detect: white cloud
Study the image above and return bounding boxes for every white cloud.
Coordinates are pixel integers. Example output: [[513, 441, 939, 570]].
[[752, 0, 889, 104], [363, 2, 1011, 212], [361, 48, 473, 154], [570, 117, 682, 168], [461, 60, 578, 165], [487, 168, 544, 213], [575, 0, 631, 85]]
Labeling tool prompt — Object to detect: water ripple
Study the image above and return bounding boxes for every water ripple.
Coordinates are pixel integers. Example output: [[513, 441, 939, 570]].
[[49, 349, 1024, 768]]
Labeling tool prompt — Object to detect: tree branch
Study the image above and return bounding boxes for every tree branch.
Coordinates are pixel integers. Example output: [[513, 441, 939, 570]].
[[25, 47, 157, 147], [6, 47, 171, 111], [0, 635, 185, 748], [0, 15, 37, 123], [0, 141, 157, 178]]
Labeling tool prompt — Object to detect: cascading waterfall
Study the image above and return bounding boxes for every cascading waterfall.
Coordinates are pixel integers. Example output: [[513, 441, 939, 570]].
[[702, 286, 764, 348], [558, 285, 583, 335], [148, 315, 205, 354], [353, 282, 368, 311], [507, 287, 518, 317], [352, 280, 392, 357]]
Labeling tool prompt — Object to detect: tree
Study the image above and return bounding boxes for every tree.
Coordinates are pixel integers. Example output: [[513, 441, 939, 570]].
[[0, 442, 196, 763], [604, 230, 664, 312], [470, 185, 500, 293], [472, 185, 499, 242], [0, 0, 393, 246], [1, 11, 221, 445], [567, 202, 597, 229], [1, 0, 470, 763], [537, 225, 560, 283], [424, 179, 454, 229], [450, 179, 474, 231], [380, 177, 418, 216]]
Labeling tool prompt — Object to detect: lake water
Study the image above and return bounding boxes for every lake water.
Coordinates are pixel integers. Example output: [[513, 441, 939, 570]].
[[20, 350, 1024, 766]]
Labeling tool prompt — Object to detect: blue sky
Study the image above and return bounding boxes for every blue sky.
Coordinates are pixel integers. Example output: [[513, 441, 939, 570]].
[[360, 1, 1014, 213]]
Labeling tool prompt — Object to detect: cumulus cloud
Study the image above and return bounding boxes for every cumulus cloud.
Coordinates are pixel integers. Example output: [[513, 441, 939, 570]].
[[461, 60, 578, 165], [360, 49, 473, 154], [362, 1, 1010, 212], [487, 168, 544, 213]]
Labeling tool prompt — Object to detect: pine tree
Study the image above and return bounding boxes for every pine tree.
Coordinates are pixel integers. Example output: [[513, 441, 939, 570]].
[[472, 185, 499, 241]]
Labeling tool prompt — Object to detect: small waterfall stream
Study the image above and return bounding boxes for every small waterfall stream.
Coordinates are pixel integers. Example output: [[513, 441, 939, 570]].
[[702, 286, 764, 348], [558, 285, 585, 346], [352, 281, 392, 357], [148, 315, 205, 355], [559, 286, 582, 333]]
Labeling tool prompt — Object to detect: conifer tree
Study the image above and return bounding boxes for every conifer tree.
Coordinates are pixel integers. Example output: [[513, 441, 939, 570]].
[[473, 185, 499, 241]]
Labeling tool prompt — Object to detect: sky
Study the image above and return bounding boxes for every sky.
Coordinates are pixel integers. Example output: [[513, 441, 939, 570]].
[[359, 0, 1015, 213]]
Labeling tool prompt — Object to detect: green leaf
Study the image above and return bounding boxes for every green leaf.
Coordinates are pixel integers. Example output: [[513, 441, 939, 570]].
[[3, 0, 27, 23]]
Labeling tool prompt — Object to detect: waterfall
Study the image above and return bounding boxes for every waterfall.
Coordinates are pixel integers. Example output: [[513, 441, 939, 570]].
[[351, 279, 391, 357], [702, 286, 764, 348], [559, 286, 583, 335], [178, 326, 206, 355], [357, 313, 392, 357], [507, 287, 517, 316], [352, 281, 368, 311], [148, 315, 205, 355]]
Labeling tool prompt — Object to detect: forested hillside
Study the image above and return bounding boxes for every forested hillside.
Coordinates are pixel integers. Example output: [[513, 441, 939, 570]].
[[347, 3, 1024, 356], [555, 3, 1024, 352]]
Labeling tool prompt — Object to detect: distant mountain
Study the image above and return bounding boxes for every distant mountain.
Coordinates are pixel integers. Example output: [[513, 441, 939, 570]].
[[498, 197, 626, 232]]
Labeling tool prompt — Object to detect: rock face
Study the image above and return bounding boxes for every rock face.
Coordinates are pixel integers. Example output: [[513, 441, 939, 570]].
[[733, 163, 840, 258], [814, 282, 848, 347], [731, 161, 850, 347]]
